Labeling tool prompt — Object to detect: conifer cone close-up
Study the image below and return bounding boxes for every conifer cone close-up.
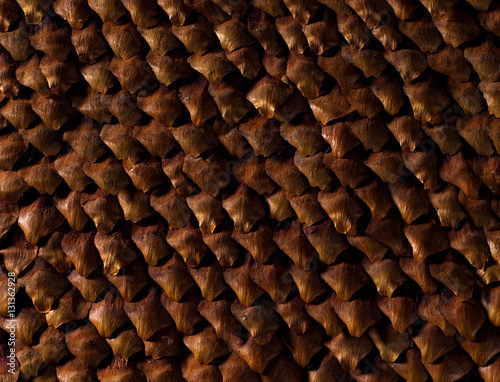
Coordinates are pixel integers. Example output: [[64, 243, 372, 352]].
[[1, 0, 500, 381]]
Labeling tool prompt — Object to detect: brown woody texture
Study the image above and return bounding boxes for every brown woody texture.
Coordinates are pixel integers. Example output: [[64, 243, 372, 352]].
[[1, 0, 500, 381]]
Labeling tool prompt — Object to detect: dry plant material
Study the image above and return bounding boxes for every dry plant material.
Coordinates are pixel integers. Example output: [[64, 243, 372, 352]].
[[250, 261, 293, 303], [226, 46, 262, 80], [1, 0, 500, 380], [223, 256, 265, 307]]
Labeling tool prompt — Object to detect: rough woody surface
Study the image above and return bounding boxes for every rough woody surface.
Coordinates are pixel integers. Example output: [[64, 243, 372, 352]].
[[0, 0, 500, 381]]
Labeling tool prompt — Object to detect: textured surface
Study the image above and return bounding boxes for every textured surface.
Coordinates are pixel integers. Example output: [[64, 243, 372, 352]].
[[1, 0, 500, 381]]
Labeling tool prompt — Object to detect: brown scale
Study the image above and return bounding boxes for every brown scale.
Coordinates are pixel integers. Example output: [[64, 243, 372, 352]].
[[479, 2, 500, 36], [366, 214, 409, 256], [80, 55, 118, 94], [371, 12, 404, 50], [232, 222, 277, 263], [131, 222, 171, 267], [117, 187, 156, 223], [219, 352, 261, 382], [319, 183, 364, 232], [337, 13, 372, 51], [1, 98, 37, 130], [45, 289, 89, 331], [137, 85, 186, 126], [342, 85, 384, 118], [137, 357, 183, 381], [249, 260, 293, 303], [146, 50, 192, 86], [80, 189, 122, 232], [60, 231, 98, 277], [109, 55, 156, 94], [223, 256, 265, 306], [166, 224, 208, 266], [148, 253, 194, 301], [318, 50, 363, 87], [0, 52, 19, 98], [232, 152, 277, 194], [72, 87, 114, 123], [145, 325, 185, 359], [247, 8, 282, 55], [188, 261, 227, 300], [123, 286, 173, 341], [36, 228, 69, 274], [185, 327, 231, 364], [232, 301, 281, 344], [0, 306, 43, 346], [181, 354, 222, 382], [449, 220, 490, 269], [94, 230, 140, 276], [287, 190, 327, 226], [201, 231, 241, 266], [97, 358, 146, 381], [479, 81, 500, 118], [88, 0, 127, 23], [15, 343, 43, 379], [281, 115, 324, 156], [65, 321, 112, 368], [261, 354, 303, 382], [198, 299, 238, 340], [239, 115, 285, 157], [226, 45, 262, 80], [71, 18, 109, 64], [105, 259, 151, 302], [88, 289, 128, 339], [448, 78, 486, 115]]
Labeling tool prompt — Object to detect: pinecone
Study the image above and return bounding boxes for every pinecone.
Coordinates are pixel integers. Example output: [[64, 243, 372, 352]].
[[1, 0, 500, 381]]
